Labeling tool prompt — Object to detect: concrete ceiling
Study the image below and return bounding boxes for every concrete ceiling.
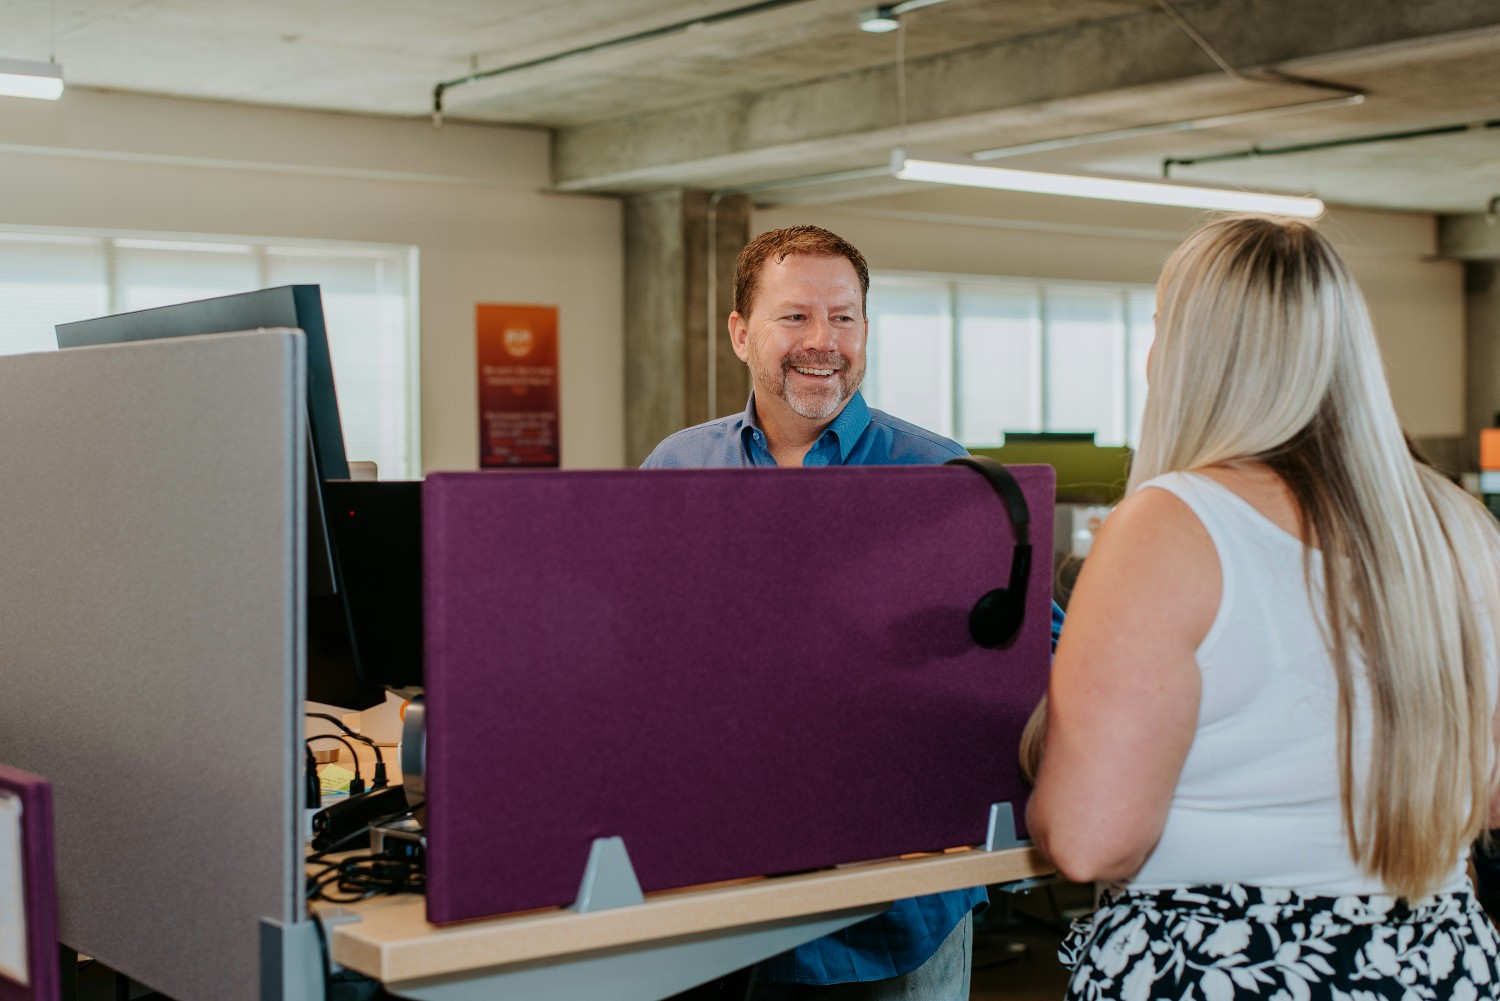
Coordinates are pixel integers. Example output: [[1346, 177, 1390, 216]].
[[3, 0, 1499, 214]]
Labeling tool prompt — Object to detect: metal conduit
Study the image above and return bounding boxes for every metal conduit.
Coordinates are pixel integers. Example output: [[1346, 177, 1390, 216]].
[[1162, 118, 1500, 176], [431, 0, 818, 125]]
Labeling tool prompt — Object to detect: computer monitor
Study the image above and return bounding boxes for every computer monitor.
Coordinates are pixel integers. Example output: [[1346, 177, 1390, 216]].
[[322, 479, 423, 694], [56, 286, 387, 710]]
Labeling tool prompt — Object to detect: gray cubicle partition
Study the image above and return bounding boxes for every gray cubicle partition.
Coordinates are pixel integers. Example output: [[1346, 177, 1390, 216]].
[[0, 331, 309, 1001]]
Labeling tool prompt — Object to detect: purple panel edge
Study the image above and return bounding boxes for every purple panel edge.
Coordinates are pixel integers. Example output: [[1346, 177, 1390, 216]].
[[0, 764, 59, 1001]]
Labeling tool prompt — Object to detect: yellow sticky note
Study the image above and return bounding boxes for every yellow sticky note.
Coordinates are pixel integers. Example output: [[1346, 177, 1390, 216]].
[[319, 763, 355, 795]]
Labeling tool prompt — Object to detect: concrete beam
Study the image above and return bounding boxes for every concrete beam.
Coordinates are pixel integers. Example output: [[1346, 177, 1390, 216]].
[[1441, 213, 1500, 260], [554, 0, 1500, 193]]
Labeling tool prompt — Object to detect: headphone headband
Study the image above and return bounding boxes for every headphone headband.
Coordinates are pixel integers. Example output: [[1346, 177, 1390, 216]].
[[945, 455, 1032, 649], [945, 456, 1030, 547]]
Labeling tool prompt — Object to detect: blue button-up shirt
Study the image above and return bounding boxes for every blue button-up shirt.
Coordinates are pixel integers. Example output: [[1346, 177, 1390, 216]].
[[641, 391, 969, 469], [643, 391, 1065, 984]]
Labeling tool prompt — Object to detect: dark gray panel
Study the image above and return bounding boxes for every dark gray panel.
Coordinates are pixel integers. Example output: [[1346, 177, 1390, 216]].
[[0, 330, 305, 1001]]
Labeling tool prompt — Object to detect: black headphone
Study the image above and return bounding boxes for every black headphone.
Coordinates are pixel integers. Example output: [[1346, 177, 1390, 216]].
[[945, 456, 1032, 649]]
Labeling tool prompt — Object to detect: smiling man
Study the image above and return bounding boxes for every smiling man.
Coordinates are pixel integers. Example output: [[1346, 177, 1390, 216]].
[[643, 225, 980, 999], [643, 225, 967, 473]]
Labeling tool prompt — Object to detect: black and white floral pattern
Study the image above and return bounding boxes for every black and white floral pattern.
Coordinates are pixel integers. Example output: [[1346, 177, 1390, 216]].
[[1060, 884, 1500, 1000]]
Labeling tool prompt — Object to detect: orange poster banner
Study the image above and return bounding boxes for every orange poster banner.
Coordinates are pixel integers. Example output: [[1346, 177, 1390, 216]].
[[1483, 428, 1500, 471], [476, 303, 560, 468]]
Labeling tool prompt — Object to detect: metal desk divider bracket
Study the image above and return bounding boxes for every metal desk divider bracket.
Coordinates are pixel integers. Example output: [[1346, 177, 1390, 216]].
[[985, 801, 1051, 894], [262, 915, 337, 1001], [314, 907, 365, 976], [571, 835, 647, 912]]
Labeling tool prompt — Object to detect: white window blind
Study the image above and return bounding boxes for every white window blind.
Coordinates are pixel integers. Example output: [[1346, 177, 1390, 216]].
[[956, 285, 1041, 446], [1045, 288, 1128, 443], [0, 227, 419, 478], [0, 233, 108, 355], [265, 247, 415, 481], [867, 281, 954, 438], [864, 274, 1154, 448]]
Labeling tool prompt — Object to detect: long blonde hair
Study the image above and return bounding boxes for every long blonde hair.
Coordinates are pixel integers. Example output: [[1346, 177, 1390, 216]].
[[1131, 215, 1500, 900]]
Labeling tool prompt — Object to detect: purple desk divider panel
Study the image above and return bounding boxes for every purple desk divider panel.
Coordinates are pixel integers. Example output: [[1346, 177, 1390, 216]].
[[422, 464, 1054, 924], [0, 765, 59, 1001]]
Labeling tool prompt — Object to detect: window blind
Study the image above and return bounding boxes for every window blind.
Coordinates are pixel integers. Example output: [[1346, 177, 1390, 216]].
[[0, 228, 419, 478], [864, 273, 1154, 449]]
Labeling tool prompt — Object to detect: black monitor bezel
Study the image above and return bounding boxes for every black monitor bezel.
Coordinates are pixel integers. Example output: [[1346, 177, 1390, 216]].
[[55, 285, 385, 710]]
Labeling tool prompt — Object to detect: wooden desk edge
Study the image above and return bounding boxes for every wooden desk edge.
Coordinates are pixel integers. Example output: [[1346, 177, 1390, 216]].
[[324, 846, 1050, 984]]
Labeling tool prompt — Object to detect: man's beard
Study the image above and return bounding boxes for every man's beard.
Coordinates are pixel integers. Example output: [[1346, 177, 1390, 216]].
[[771, 351, 865, 422]]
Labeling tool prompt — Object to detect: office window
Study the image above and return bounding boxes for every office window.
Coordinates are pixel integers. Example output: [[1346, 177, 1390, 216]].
[[864, 274, 1155, 448], [0, 227, 419, 478]]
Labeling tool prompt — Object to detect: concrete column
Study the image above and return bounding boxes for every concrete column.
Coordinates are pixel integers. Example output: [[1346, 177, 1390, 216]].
[[1466, 261, 1500, 467], [1443, 213, 1500, 468], [623, 189, 751, 466]]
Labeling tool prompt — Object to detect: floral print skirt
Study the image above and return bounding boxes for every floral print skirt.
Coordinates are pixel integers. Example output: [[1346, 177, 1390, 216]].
[[1059, 883, 1500, 1000]]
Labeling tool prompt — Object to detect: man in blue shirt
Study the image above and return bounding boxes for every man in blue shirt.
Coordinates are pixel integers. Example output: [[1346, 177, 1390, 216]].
[[645, 224, 1043, 999]]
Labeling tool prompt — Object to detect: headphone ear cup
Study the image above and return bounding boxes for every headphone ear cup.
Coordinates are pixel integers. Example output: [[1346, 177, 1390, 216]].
[[969, 587, 1025, 649]]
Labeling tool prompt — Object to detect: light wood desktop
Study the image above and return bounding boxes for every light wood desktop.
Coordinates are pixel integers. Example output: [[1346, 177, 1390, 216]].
[[316, 845, 1047, 987], [307, 718, 1050, 997]]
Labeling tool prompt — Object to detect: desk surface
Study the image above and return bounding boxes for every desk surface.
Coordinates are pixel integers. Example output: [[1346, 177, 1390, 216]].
[[320, 845, 1048, 985]]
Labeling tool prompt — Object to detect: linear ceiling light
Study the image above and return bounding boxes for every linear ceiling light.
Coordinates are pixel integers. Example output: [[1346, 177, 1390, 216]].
[[893, 151, 1324, 218], [0, 57, 64, 101]]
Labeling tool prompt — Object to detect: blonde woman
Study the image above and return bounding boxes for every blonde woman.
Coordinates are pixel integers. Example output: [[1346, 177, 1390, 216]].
[[1028, 215, 1500, 999]]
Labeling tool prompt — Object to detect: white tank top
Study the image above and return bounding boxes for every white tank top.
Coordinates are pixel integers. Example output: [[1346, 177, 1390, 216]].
[[1126, 471, 1470, 896]]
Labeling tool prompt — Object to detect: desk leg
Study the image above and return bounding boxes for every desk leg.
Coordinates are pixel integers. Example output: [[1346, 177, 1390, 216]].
[[381, 905, 885, 1001]]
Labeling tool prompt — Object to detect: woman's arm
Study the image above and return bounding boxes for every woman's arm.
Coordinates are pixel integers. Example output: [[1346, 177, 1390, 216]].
[[1027, 486, 1220, 883]]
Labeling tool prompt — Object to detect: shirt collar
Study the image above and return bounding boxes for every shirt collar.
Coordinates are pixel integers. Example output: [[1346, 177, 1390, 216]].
[[825, 391, 870, 462], [740, 394, 761, 446], [741, 391, 870, 463]]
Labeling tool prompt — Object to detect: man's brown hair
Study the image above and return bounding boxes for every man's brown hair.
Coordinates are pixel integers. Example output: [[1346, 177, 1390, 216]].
[[732, 225, 870, 318]]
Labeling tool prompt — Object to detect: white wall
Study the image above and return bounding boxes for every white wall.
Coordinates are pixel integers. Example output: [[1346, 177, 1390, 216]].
[[0, 89, 625, 471], [758, 188, 1465, 438]]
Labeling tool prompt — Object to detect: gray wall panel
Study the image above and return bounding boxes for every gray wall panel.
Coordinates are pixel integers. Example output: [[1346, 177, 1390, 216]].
[[0, 330, 305, 1001]]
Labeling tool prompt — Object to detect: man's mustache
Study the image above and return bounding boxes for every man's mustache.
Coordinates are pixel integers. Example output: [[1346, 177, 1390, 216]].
[[782, 353, 848, 372]]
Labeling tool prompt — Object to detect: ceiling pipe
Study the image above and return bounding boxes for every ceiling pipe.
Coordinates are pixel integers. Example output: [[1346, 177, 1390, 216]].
[[1162, 118, 1500, 176], [973, 94, 1364, 161], [947, 0, 1363, 168], [432, 0, 815, 126]]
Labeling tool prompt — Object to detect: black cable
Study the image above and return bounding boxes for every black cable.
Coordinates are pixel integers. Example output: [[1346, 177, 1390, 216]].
[[306, 733, 362, 785], [310, 905, 335, 1001], [305, 712, 379, 750], [304, 734, 364, 795], [305, 712, 389, 788], [304, 744, 321, 810], [307, 848, 427, 904]]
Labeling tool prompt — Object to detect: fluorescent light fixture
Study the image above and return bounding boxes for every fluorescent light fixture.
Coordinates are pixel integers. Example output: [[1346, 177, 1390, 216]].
[[0, 57, 64, 101], [893, 151, 1324, 218]]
